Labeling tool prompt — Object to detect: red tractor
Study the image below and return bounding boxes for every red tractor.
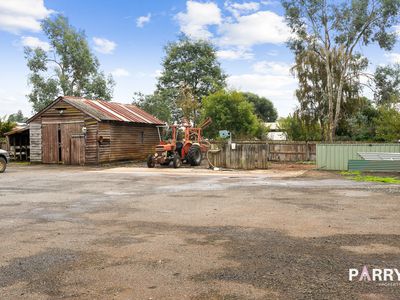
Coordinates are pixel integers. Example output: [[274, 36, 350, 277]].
[[147, 117, 212, 168]]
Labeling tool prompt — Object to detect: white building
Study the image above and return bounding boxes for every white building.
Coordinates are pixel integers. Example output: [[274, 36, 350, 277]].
[[265, 122, 287, 141]]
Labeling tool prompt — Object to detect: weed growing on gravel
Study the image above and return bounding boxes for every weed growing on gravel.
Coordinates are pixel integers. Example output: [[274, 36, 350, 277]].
[[340, 171, 400, 184]]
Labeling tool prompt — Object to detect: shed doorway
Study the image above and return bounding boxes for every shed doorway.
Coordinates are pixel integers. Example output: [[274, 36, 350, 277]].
[[42, 123, 85, 165]]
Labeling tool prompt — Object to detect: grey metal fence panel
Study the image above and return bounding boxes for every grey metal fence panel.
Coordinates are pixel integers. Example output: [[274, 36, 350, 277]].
[[317, 144, 400, 170]]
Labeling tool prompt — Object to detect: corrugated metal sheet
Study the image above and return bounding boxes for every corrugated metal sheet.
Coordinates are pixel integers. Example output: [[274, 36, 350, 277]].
[[27, 96, 164, 125], [4, 126, 29, 136], [357, 152, 400, 160], [348, 160, 400, 172], [63, 96, 164, 125], [316, 144, 400, 170]]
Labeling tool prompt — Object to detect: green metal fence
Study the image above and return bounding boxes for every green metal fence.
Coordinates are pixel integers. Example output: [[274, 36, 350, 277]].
[[316, 144, 400, 170], [348, 160, 400, 172]]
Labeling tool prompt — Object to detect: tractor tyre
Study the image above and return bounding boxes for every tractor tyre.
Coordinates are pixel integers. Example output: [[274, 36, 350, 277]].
[[187, 144, 202, 166], [173, 154, 181, 168], [0, 157, 6, 173], [147, 154, 155, 168]]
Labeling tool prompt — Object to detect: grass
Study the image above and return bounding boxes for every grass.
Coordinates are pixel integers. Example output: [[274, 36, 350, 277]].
[[295, 161, 316, 165], [340, 170, 400, 184], [10, 161, 31, 166]]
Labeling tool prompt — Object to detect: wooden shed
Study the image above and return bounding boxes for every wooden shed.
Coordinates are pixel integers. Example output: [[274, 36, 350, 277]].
[[27, 96, 164, 165]]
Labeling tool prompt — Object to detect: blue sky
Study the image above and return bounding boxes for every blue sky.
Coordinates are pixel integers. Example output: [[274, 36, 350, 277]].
[[0, 0, 399, 119]]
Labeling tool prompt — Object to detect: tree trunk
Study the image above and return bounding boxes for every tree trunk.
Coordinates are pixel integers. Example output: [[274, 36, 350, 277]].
[[324, 51, 334, 142], [332, 76, 345, 138]]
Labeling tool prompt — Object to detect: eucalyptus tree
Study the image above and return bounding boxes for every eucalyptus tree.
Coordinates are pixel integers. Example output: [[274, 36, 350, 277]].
[[374, 63, 400, 107], [25, 15, 114, 112], [282, 0, 400, 141]]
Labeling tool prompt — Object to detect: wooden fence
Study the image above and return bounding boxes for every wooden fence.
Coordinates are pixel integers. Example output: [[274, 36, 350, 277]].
[[207, 141, 316, 170]]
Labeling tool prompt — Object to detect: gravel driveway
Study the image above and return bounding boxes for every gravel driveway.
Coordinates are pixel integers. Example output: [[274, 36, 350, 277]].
[[0, 164, 399, 299]]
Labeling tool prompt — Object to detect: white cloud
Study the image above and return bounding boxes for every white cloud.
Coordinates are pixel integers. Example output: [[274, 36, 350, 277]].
[[93, 37, 117, 54], [20, 36, 50, 51], [0, 88, 32, 117], [261, 0, 279, 5], [252, 61, 292, 76], [267, 50, 278, 56], [175, 2, 291, 61], [386, 53, 400, 63], [219, 11, 291, 47], [136, 13, 151, 28], [225, 1, 260, 18], [111, 68, 130, 77], [227, 59, 297, 116], [228, 73, 297, 116], [0, 0, 53, 33], [176, 1, 221, 39], [217, 48, 253, 60], [153, 69, 162, 78], [394, 25, 400, 36]]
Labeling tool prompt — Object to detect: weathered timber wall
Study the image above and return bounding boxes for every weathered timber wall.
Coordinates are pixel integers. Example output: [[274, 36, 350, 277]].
[[98, 122, 111, 163], [29, 123, 42, 162], [208, 141, 316, 169], [98, 122, 159, 163], [84, 120, 98, 164]]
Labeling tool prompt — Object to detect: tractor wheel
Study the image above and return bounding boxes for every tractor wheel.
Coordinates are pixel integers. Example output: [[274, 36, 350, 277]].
[[187, 144, 202, 166], [147, 154, 155, 168], [0, 157, 6, 173], [173, 154, 181, 168]]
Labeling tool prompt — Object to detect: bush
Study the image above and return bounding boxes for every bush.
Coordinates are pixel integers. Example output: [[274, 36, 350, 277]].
[[374, 107, 400, 142], [0, 116, 16, 137], [278, 114, 323, 141], [201, 91, 265, 139]]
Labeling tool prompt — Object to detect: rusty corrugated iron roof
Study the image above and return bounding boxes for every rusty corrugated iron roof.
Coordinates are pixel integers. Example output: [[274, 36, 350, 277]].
[[63, 96, 164, 124], [4, 125, 29, 136], [28, 96, 165, 125]]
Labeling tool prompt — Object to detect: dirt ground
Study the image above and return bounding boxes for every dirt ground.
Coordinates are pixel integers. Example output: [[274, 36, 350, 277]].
[[0, 163, 400, 299]]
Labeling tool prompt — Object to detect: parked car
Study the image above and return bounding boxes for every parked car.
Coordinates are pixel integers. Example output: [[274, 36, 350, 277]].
[[0, 149, 10, 173]]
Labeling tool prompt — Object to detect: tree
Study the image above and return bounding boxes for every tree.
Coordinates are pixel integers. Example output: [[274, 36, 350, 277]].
[[283, 0, 400, 141], [25, 15, 114, 112], [176, 84, 199, 123], [157, 36, 227, 122], [8, 110, 27, 123], [374, 107, 400, 142], [201, 91, 264, 139], [291, 46, 368, 140], [0, 116, 16, 138], [374, 64, 400, 106], [133, 92, 171, 123], [242, 92, 278, 122], [278, 113, 323, 141], [336, 97, 379, 141]]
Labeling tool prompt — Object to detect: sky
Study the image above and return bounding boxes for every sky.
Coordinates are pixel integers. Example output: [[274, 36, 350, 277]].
[[0, 0, 399, 119]]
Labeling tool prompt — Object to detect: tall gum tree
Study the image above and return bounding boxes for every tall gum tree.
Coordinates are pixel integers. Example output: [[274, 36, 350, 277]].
[[282, 0, 400, 141], [25, 15, 114, 112]]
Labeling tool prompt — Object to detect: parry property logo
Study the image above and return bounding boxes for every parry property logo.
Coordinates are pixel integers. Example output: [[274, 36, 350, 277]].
[[349, 266, 400, 285]]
